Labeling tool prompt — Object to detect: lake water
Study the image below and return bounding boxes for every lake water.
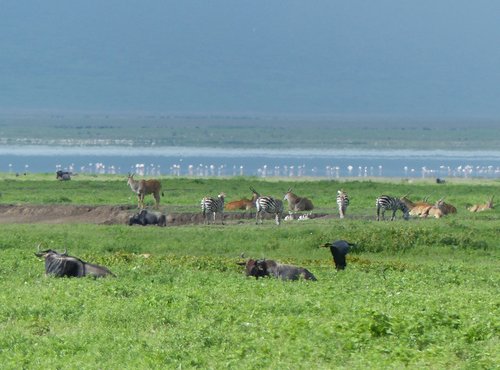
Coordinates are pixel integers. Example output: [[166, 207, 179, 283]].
[[1, 145, 499, 179]]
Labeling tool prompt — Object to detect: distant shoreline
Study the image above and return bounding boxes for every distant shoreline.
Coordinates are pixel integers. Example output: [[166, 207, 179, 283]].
[[1, 145, 500, 160]]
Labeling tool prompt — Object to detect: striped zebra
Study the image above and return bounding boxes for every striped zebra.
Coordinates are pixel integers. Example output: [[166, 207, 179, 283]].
[[201, 192, 226, 224], [255, 196, 284, 225], [336, 190, 349, 219], [376, 195, 410, 221]]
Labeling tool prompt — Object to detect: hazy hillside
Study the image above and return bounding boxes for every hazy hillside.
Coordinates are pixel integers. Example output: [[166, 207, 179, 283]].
[[0, 114, 498, 151]]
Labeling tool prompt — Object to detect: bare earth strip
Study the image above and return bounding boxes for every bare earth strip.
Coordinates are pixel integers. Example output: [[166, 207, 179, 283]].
[[0, 205, 336, 225]]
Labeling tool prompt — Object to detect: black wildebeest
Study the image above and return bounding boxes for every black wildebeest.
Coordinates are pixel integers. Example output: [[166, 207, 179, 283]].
[[128, 209, 167, 226], [56, 170, 71, 181], [238, 258, 317, 281], [34, 247, 114, 278], [320, 240, 356, 270]]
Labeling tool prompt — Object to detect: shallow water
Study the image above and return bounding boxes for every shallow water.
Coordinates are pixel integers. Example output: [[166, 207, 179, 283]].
[[1, 145, 499, 178]]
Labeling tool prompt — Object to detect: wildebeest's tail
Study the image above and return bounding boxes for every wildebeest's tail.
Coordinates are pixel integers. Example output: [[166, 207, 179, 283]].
[[302, 268, 317, 281]]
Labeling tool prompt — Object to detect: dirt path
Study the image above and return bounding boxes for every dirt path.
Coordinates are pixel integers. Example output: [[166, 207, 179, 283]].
[[0, 204, 336, 225]]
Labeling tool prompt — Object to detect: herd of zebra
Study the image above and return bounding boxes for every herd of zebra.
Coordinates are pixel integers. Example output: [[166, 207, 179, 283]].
[[201, 188, 351, 225]]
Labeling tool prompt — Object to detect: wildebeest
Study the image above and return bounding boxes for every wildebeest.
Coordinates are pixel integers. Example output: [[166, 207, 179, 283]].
[[34, 247, 114, 278], [468, 196, 494, 212], [226, 187, 260, 211], [128, 209, 167, 226], [283, 188, 314, 212], [320, 240, 355, 270], [56, 170, 71, 181], [237, 258, 317, 281], [127, 173, 164, 209], [436, 178, 446, 184]]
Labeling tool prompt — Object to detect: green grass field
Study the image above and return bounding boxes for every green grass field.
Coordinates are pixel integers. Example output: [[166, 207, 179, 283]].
[[0, 175, 498, 369]]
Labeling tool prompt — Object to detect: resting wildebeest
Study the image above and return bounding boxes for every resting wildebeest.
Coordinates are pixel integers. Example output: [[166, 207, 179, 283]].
[[56, 170, 71, 181], [34, 247, 114, 278], [237, 258, 317, 281], [320, 240, 356, 270], [128, 209, 167, 226]]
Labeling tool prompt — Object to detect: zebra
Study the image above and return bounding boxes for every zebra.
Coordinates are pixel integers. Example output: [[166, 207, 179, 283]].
[[201, 192, 226, 224], [376, 195, 410, 221], [336, 190, 349, 219], [255, 196, 284, 225]]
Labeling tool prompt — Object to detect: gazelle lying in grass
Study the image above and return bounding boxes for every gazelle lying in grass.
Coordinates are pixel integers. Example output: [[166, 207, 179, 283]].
[[468, 196, 494, 212]]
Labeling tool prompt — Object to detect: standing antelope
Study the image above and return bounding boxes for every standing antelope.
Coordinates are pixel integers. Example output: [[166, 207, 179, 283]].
[[283, 188, 314, 212], [201, 192, 226, 225], [376, 195, 410, 221], [468, 196, 494, 212], [336, 190, 349, 218], [127, 173, 164, 209], [255, 196, 284, 225]]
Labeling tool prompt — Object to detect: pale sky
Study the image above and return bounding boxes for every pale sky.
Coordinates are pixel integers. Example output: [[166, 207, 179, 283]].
[[1, 1, 499, 118]]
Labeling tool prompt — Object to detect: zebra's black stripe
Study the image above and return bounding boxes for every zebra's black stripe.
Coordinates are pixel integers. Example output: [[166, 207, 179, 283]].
[[256, 196, 284, 225], [201, 193, 225, 224], [376, 195, 410, 221]]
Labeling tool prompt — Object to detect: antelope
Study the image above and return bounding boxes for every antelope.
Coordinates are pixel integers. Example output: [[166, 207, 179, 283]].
[[283, 188, 314, 212], [468, 196, 494, 212], [435, 198, 457, 215], [225, 187, 260, 211], [127, 173, 164, 209], [400, 195, 432, 217]]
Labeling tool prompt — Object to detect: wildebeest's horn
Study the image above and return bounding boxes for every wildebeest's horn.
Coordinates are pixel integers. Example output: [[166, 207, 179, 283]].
[[240, 252, 245, 258], [36, 243, 41, 252], [62, 248, 67, 255], [287, 188, 292, 192]]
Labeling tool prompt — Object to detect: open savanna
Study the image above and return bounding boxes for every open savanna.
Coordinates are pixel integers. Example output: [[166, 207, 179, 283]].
[[0, 174, 498, 369]]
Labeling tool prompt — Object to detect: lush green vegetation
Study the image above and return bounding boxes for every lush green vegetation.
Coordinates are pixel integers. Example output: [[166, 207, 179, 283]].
[[1, 114, 499, 150], [0, 175, 498, 369]]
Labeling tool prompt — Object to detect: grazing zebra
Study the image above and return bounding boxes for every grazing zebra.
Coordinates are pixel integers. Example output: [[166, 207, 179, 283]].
[[376, 195, 410, 221], [201, 193, 226, 224], [336, 190, 349, 219], [255, 196, 284, 225]]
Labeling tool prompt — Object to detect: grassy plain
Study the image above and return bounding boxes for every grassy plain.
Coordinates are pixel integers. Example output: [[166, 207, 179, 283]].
[[0, 175, 499, 369]]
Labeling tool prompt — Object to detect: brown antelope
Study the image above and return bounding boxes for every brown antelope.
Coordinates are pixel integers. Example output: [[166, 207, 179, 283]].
[[426, 206, 444, 219], [283, 188, 314, 212], [468, 196, 494, 212], [226, 187, 260, 211], [400, 195, 432, 217], [127, 173, 164, 209], [435, 198, 457, 215]]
